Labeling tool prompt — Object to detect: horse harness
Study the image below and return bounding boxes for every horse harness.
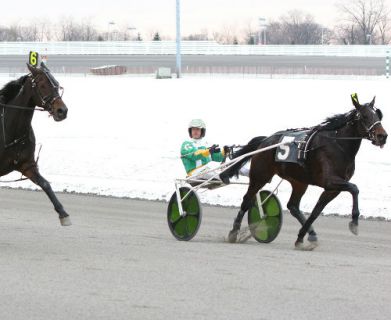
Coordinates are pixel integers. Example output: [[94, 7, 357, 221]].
[[0, 71, 61, 181], [276, 109, 383, 164], [30, 69, 64, 114], [0, 72, 63, 149]]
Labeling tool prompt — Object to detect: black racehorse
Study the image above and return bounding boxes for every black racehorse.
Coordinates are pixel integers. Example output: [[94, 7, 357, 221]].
[[223, 94, 387, 250], [0, 62, 71, 226]]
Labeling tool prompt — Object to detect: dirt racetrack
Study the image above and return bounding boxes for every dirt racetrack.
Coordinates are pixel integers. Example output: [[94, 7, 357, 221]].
[[0, 188, 390, 320]]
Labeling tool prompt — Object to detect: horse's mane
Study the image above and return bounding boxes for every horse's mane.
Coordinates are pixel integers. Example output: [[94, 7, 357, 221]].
[[282, 109, 357, 133], [315, 109, 357, 131], [0, 75, 29, 104]]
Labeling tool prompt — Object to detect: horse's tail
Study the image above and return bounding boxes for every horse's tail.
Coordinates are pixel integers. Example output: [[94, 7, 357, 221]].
[[224, 136, 267, 178]]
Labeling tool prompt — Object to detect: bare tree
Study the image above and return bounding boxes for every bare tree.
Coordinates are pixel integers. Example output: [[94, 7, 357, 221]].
[[56, 18, 101, 41], [335, 23, 361, 44], [0, 24, 21, 41], [265, 21, 285, 44], [183, 33, 209, 41], [241, 21, 258, 45], [281, 10, 325, 44], [336, 0, 389, 44], [212, 24, 239, 44], [264, 11, 327, 45], [183, 28, 209, 41], [378, 11, 391, 44]]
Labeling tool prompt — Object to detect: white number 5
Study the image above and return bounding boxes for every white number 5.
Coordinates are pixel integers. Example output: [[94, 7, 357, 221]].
[[277, 136, 295, 160]]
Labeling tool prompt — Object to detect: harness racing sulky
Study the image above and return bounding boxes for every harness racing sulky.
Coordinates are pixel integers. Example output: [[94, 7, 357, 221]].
[[167, 94, 387, 250]]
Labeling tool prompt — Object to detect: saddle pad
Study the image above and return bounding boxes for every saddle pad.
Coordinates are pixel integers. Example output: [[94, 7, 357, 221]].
[[275, 130, 311, 164]]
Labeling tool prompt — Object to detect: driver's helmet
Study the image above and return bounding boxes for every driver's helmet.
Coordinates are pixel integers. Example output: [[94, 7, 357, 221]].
[[188, 119, 206, 138]]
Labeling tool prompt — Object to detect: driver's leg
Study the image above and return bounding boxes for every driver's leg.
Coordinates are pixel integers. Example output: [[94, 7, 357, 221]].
[[190, 162, 222, 181], [238, 161, 251, 177]]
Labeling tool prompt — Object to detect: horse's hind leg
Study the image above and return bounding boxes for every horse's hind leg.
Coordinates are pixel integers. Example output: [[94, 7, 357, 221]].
[[21, 165, 71, 226], [228, 176, 271, 243], [287, 180, 317, 243]]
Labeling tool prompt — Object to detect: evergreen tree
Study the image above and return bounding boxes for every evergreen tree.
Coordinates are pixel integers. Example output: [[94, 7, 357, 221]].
[[247, 35, 255, 45], [153, 32, 161, 41]]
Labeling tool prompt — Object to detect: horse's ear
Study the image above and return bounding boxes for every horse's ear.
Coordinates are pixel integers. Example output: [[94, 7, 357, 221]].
[[370, 96, 376, 107], [26, 63, 41, 75], [351, 93, 360, 109], [40, 61, 49, 71]]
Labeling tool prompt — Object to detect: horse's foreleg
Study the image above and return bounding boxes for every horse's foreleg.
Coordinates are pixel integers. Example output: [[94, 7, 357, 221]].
[[287, 181, 317, 242], [325, 179, 360, 235], [347, 183, 360, 235], [21, 165, 71, 226], [295, 190, 339, 250]]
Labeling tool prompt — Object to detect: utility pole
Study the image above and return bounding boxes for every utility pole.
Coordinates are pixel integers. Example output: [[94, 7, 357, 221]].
[[176, 0, 181, 78]]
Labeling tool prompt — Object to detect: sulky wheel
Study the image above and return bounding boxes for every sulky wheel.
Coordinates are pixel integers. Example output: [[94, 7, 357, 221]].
[[247, 190, 283, 243], [167, 187, 202, 241]]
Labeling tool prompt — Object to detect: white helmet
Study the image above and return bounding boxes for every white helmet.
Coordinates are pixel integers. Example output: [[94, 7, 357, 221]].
[[188, 119, 206, 138]]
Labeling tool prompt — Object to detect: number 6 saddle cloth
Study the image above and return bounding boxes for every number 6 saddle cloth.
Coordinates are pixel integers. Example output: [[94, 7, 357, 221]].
[[274, 129, 319, 165]]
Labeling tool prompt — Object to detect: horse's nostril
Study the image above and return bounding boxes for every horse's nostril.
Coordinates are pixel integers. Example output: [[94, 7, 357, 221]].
[[378, 134, 388, 143], [57, 107, 67, 118]]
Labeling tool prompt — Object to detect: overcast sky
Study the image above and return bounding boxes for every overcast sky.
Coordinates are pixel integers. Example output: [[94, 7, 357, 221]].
[[2, 0, 391, 37]]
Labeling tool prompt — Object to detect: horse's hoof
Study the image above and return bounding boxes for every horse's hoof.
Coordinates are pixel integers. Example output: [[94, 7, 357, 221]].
[[237, 227, 252, 243], [228, 229, 238, 243], [308, 234, 318, 242], [349, 221, 358, 235], [295, 240, 318, 251], [60, 216, 72, 226]]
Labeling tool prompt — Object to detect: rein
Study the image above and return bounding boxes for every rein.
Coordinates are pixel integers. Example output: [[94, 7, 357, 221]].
[[318, 134, 363, 140], [0, 101, 45, 112]]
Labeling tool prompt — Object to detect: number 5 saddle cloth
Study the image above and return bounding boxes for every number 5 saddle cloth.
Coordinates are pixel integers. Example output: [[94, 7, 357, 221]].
[[274, 129, 319, 165]]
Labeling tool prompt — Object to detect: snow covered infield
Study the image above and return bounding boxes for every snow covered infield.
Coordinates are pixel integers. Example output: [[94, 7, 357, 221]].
[[0, 74, 390, 219]]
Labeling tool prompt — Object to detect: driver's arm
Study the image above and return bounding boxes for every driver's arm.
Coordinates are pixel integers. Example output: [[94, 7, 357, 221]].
[[181, 141, 209, 161]]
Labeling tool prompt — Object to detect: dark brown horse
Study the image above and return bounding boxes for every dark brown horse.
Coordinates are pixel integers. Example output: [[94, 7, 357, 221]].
[[0, 62, 71, 226], [223, 94, 387, 250]]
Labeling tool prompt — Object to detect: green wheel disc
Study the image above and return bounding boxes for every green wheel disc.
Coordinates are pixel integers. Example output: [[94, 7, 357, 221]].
[[248, 190, 283, 243], [167, 187, 202, 241]]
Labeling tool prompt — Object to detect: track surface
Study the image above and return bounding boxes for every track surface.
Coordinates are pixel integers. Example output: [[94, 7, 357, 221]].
[[0, 54, 385, 74], [0, 188, 390, 320]]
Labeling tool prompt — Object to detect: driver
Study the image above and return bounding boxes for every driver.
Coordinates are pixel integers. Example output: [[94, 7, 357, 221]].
[[180, 119, 229, 183]]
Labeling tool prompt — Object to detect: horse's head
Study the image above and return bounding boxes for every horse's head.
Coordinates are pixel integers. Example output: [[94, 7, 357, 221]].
[[27, 62, 68, 122], [351, 93, 387, 148]]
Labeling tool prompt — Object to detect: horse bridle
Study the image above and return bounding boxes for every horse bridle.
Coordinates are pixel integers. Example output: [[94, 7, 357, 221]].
[[29, 69, 64, 114], [0, 70, 62, 149], [354, 107, 382, 142]]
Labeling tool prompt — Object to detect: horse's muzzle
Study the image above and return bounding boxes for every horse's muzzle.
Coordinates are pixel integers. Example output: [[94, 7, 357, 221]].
[[377, 133, 388, 148], [54, 106, 68, 121]]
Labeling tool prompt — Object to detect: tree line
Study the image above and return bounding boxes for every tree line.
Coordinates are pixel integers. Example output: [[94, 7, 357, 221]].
[[0, 0, 390, 44]]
